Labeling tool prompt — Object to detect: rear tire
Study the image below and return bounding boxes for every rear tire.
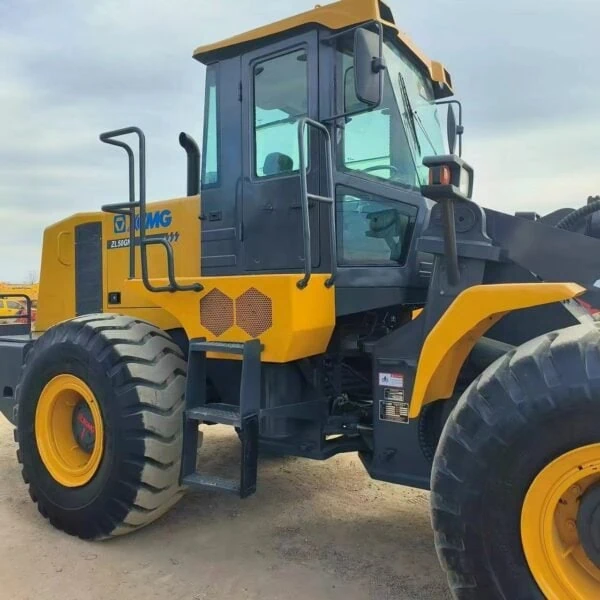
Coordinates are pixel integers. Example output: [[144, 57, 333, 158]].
[[16, 314, 186, 539], [431, 324, 600, 599]]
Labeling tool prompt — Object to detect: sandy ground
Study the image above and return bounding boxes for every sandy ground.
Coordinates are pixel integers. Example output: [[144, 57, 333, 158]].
[[0, 419, 450, 600]]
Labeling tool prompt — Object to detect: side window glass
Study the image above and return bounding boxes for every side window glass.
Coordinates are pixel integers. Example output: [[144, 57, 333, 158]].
[[7, 301, 22, 310], [201, 65, 219, 188], [336, 187, 417, 265], [254, 49, 308, 178]]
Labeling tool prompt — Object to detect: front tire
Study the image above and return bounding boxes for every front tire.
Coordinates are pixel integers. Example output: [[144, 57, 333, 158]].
[[16, 314, 186, 539], [432, 324, 600, 599]]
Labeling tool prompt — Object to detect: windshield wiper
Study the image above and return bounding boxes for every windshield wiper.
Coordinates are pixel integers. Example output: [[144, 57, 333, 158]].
[[413, 110, 438, 155], [397, 72, 421, 155]]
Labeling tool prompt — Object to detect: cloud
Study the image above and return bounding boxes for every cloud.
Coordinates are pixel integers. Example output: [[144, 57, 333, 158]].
[[0, 0, 308, 280], [0, 0, 597, 281], [469, 116, 600, 213], [401, 0, 600, 131]]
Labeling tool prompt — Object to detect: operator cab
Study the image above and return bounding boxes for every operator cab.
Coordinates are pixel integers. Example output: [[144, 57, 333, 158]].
[[194, 0, 456, 315]]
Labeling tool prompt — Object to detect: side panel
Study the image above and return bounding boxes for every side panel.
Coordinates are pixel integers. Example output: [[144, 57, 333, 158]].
[[75, 222, 103, 316], [103, 196, 201, 310], [36, 197, 199, 332], [124, 274, 336, 363], [36, 213, 94, 331]]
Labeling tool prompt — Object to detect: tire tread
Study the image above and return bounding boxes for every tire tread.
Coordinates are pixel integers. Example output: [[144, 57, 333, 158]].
[[432, 323, 600, 599], [15, 314, 186, 540]]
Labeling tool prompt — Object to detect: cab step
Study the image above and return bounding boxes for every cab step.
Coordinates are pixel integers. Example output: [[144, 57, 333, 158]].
[[181, 473, 240, 495], [187, 403, 241, 427], [180, 339, 261, 499]]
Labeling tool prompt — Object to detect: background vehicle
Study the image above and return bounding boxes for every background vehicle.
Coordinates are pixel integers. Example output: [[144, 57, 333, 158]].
[[1, 1, 600, 598], [0, 298, 25, 321]]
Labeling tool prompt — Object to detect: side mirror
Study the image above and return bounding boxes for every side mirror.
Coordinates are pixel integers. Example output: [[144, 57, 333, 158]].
[[438, 100, 464, 156], [354, 28, 384, 107], [447, 104, 458, 155]]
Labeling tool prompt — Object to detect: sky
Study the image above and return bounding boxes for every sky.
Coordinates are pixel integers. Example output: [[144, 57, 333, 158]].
[[0, 0, 598, 281]]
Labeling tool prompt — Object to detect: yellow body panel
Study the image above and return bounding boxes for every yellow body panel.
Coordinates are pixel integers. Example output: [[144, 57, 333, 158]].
[[36, 213, 94, 331], [103, 196, 200, 309], [124, 274, 336, 363], [36, 197, 335, 362], [35, 197, 200, 332], [193, 0, 453, 93], [409, 282, 585, 418]]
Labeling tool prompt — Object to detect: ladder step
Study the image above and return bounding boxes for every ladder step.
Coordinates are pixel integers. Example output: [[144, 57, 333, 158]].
[[190, 340, 245, 355], [180, 339, 261, 499], [182, 473, 240, 495], [186, 403, 241, 426]]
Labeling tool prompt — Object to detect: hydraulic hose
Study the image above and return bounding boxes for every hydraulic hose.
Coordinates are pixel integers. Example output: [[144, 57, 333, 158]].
[[556, 195, 600, 231]]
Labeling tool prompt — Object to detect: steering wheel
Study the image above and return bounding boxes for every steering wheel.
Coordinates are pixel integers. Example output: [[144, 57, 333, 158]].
[[363, 165, 399, 175]]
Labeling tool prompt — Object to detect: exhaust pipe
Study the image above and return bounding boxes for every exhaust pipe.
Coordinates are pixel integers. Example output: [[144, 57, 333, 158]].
[[179, 132, 200, 196]]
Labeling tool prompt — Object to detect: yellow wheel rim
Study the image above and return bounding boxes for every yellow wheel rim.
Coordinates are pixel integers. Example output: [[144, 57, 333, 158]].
[[522, 444, 600, 600], [35, 374, 104, 488]]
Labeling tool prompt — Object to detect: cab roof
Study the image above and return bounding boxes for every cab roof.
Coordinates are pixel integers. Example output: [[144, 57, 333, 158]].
[[193, 0, 452, 94]]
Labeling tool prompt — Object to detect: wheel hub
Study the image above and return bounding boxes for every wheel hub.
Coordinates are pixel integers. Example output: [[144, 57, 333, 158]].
[[521, 444, 600, 600], [35, 374, 104, 488], [577, 482, 600, 569], [72, 401, 96, 454]]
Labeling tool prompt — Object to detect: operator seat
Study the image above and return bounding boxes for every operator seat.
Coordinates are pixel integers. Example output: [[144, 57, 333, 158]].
[[263, 152, 294, 176]]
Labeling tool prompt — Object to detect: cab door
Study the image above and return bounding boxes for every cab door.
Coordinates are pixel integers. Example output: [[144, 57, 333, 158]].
[[241, 32, 320, 272]]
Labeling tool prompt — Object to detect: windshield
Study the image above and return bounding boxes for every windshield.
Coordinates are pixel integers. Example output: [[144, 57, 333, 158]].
[[340, 40, 444, 189]]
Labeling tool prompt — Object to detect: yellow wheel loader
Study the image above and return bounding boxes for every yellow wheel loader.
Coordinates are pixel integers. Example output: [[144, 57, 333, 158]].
[[2, 1, 600, 597]]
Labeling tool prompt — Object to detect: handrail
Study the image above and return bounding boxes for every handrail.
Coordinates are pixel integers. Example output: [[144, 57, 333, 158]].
[[100, 127, 140, 279], [296, 117, 337, 289], [99, 127, 202, 293]]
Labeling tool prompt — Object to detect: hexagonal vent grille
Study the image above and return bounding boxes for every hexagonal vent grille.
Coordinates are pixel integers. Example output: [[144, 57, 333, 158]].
[[236, 288, 273, 338], [200, 289, 234, 337]]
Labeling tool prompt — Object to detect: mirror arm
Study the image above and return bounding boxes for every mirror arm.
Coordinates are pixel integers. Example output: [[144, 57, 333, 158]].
[[372, 57, 386, 73]]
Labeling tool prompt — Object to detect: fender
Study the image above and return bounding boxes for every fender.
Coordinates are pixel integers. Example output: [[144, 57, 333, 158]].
[[409, 282, 585, 418]]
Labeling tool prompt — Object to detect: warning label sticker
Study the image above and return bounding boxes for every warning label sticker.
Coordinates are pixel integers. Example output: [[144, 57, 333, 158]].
[[384, 388, 404, 402], [378, 372, 404, 388]]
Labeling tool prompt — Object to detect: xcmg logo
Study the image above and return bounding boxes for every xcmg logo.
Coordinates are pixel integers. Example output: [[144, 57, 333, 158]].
[[113, 210, 172, 234]]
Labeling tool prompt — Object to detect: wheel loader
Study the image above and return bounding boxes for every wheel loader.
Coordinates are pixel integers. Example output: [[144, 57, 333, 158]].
[[2, 0, 600, 597]]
